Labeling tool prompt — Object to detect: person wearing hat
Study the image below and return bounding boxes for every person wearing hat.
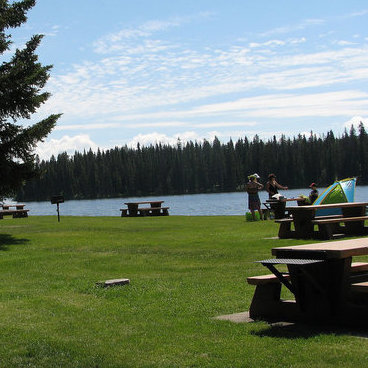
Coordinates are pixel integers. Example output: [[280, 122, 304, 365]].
[[245, 174, 264, 220], [309, 182, 319, 204], [265, 173, 288, 199]]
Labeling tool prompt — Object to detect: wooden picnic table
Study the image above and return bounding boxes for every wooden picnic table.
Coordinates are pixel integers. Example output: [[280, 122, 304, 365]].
[[276, 201, 368, 239], [248, 238, 368, 327], [0, 203, 28, 219], [264, 197, 304, 219], [2, 203, 25, 210], [121, 201, 169, 217]]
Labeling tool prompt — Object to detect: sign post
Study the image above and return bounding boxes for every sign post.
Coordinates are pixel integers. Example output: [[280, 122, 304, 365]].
[[51, 195, 64, 222]]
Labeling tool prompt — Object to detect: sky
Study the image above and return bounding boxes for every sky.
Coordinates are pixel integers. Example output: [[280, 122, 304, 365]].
[[7, 0, 368, 159]]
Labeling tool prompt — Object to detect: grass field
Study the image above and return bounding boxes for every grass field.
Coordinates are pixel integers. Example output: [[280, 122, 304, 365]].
[[0, 215, 368, 367]]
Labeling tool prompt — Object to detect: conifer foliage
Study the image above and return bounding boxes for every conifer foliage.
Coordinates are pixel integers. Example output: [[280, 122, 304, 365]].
[[0, 0, 60, 198], [16, 126, 368, 201]]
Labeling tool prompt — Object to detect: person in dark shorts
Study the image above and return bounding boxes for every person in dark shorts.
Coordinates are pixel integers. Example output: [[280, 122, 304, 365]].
[[246, 174, 264, 220]]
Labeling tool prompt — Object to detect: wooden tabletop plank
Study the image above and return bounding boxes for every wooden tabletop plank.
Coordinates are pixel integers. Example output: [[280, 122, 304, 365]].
[[286, 202, 368, 210], [2, 203, 25, 207], [267, 198, 303, 202], [124, 201, 164, 205], [272, 238, 368, 259]]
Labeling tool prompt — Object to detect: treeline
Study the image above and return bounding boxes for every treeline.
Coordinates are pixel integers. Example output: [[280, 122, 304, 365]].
[[16, 124, 368, 201]]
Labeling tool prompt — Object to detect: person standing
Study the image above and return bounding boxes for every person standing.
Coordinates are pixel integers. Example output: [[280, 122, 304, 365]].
[[265, 173, 288, 199], [246, 174, 264, 220]]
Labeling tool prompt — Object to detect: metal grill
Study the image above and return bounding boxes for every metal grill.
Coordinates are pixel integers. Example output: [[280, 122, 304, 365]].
[[256, 258, 324, 265]]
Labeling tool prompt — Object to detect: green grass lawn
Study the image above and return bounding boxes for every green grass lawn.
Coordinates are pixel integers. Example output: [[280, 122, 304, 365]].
[[0, 215, 367, 367]]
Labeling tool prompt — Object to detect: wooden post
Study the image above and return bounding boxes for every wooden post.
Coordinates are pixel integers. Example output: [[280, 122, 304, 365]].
[[57, 202, 60, 222]]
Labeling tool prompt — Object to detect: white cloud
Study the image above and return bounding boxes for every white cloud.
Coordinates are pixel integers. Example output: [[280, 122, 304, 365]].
[[197, 121, 257, 128], [127, 132, 199, 148], [31, 10, 368, 153], [35, 135, 99, 160], [42, 41, 368, 126], [334, 40, 358, 46], [190, 90, 368, 118], [126, 121, 186, 128], [343, 116, 368, 130], [346, 9, 368, 18], [55, 123, 122, 131], [112, 87, 367, 127], [93, 13, 212, 54], [248, 37, 307, 49], [58, 89, 366, 129], [260, 18, 325, 37], [125, 129, 259, 148], [249, 39, 286, 48], [44, 25, 61, 37]]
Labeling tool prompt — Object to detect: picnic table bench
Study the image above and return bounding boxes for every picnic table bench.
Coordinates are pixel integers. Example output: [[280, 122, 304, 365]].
[[120, 201, 169, 217], [276, 202, 368, 239], [0, 204, 29, 219], [247, 238, 368, 327], [312, 215, 368, 239]]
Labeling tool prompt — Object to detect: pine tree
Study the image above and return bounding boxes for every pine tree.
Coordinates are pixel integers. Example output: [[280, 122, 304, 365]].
[[358, 122, 368, 184], [0, 0, 61, 198]]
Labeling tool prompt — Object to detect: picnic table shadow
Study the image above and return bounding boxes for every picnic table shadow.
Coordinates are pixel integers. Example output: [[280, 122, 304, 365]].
[[251, 321, 368, 339], [0, 233, 29, 251]]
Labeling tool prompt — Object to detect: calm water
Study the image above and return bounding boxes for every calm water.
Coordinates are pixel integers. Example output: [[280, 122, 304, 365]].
[[12, 186, 368, 217]]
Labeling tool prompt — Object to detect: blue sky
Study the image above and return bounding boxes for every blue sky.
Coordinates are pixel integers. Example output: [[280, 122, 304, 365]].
[[9, 0, 368, 159]]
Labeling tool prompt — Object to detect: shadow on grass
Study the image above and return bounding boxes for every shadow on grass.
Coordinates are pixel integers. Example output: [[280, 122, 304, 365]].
[[252, 322, 368, 339], [0, 233, 29, 251]]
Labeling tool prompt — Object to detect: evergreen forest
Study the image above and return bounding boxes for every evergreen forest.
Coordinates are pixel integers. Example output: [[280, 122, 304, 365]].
[[16, 124, 368, 201]]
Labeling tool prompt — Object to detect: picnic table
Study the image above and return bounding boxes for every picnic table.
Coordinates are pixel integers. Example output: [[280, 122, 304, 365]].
[[264, 197, 304, 219], [0, 203, 28, 219], [276, 201, 368, 239], [247, 238, 368, 327], [120, 201, 169, 217], [2, 203, 25, 210]]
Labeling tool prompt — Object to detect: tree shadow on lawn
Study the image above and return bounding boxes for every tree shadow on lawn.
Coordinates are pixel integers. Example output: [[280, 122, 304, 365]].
[[251, 322, 368, 339], [0, 233, 29, 251]]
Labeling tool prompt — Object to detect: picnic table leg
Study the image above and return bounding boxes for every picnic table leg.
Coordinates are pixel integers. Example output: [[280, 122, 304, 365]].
[[287, 258, 352, 323], [249, 283, 281, 320], [262, 203, 271, 220], [150, 202, 161, 215], [270, 201, 286, 219], [342, 206, 367, 236], [317, 223, 334, 240], [278, 221, 292, 238], [127, 204, 138, 217], [344, 220, 366, 236], [140, 209, 149, 216], [249, 283, 300, 322], [151, 208, 160, 216], [292, 212, 315, 239]]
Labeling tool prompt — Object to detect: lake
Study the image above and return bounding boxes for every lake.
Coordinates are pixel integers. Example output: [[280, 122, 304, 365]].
[[14, 186, 368, 217]]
